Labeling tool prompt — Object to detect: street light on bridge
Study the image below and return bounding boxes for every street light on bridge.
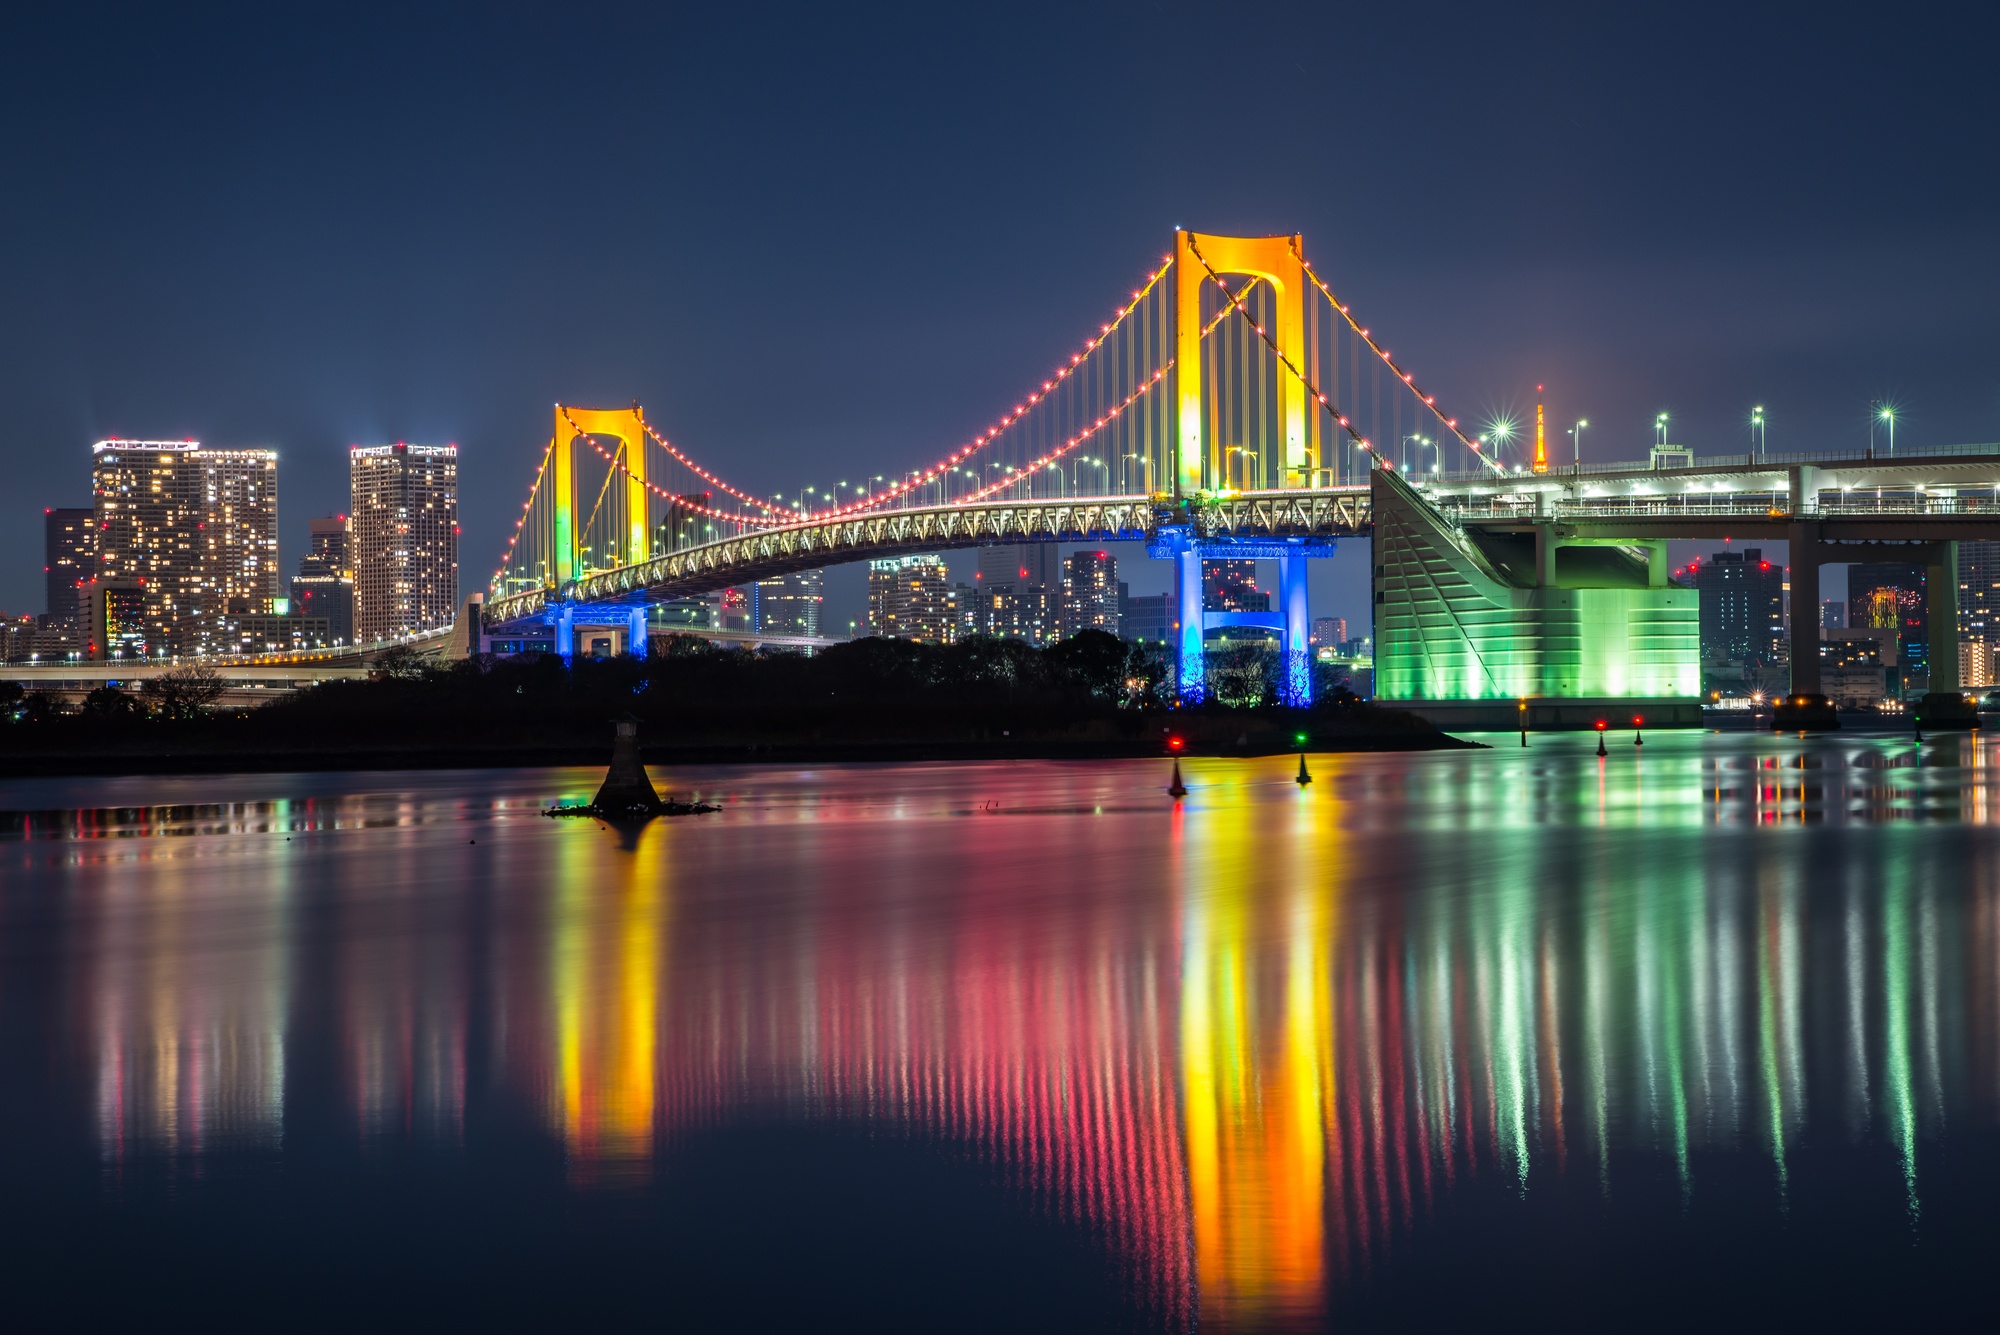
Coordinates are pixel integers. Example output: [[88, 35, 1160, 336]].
[[1751, 406, 1766, 455], [1225, 447, 1258, 490], [1569, 419, 1587, 465], [1124, 452, 1152, 494], [1880, 405, 1896, 456]]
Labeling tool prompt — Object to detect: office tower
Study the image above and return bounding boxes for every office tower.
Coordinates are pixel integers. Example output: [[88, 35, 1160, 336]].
[[1691, 548, 1784, 662], [350, 444, 458, 643], [92, 439, 278, 656], [753, 568, 825, 637], [1821, 599, 1846, 629], [1848, 561, 1926, 684], [44, 508, 95, 629], [1123, 593, 1176, 645], [718, 586, 752, 632], [868, 555, 957, 643], [1819, 629, 1897, 708], [290, 515, 355, 644], [1311, 616, 1347, 648], [1059, 550, 1119, 638], [977, 544, 1059, 591], [220, 609, 332, 654], [1203, 559, 1268, 612]]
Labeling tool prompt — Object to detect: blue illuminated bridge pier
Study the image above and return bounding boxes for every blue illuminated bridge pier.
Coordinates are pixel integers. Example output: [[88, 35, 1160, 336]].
[[454, 229, 2000, 729]]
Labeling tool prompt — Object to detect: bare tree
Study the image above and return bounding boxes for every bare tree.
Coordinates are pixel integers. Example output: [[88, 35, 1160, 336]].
[[142, 666, 226, 719]]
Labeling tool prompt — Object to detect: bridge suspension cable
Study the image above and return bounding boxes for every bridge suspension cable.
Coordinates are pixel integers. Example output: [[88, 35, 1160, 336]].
[[799, 259, 1181, 521], [1184, 234, 1504, 482], [1299, 256, 1505, 477]]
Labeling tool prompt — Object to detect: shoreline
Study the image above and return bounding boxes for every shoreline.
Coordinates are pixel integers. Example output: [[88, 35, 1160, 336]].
[[0, 731, 1479, 779]]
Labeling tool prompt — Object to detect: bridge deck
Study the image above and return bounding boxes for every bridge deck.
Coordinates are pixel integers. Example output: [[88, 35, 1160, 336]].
[[483, 447, 2000, 631]]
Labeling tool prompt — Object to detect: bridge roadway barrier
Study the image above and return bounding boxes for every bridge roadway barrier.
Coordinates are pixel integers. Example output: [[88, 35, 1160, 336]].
[[3, 628, 454, 705], [481, 490, 1372, 630]]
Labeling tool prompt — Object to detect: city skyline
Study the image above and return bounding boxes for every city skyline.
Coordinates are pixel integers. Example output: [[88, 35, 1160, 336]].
[[4, 7, 1995, 639]]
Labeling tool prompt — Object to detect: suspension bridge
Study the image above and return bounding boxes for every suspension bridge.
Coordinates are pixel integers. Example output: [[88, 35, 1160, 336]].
[[477, 228, 2000, 727], [483, 231, 1489, 708]]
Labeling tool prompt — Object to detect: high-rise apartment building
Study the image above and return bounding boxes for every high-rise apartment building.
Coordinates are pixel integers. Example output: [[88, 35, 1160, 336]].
[[92, 440, 278, 656], [1059, 550, 1120, 638], [198, 448, 282, 642], [1311, 616, 1347, 648], [754, 569, 824, 636], [44, 508, 95, 629], [1959, 541, 2000, 676], [867, 555, 957, 643], [350, 444, 458, 643], [1691, 548, 1784, 663], [982, 584, 1059, 645], [290, 515, 355, 644], [91, 441, 202, 653]]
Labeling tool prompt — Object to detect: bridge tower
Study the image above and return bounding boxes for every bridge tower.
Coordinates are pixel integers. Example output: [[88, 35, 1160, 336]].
[[550, 404, 654, 661], [1161, 231, 1332, 706]]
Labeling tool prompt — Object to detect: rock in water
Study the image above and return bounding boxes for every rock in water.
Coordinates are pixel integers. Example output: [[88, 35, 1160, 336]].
[[593, 713, 663, 816]]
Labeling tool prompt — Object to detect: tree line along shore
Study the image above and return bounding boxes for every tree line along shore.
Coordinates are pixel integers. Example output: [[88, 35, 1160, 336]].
[[0, 631, 1461, 774]]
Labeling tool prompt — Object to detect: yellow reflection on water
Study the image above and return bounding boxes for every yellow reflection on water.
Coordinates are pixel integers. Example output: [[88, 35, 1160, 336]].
[[549, 820, 667, 1183], [1178, 761, 1333, 1327]]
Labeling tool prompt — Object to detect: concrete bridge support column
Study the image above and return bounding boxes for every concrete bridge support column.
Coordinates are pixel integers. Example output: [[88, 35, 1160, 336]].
[[1928, 542, 1959, 693], [628, 607, 650, 661], [1918, 541, 1978, 726], [1177, 547, 1205, 703], [1776, 526, 1838, 728], [1279, 556, 1311, 707], [1786, 533, 1821, 697], [555, 604, 575, 668]]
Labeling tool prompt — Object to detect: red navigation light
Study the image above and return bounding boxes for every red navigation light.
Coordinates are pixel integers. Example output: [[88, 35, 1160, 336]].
[[1596, 720, 1607, 730], [1633, 716, 1643, 725], [1168, 737, 1184, 750], [1760, 561, 1770, 569]]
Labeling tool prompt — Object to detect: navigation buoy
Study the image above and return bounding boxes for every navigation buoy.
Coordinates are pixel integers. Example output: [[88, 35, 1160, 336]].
[[1296, 752, 1313, 786], [1168, 760, 1188, 798], [1596, 727, 1608, 758]]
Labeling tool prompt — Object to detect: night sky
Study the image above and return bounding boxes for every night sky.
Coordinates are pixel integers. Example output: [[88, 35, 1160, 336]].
[[5, 2, 1996, 631]]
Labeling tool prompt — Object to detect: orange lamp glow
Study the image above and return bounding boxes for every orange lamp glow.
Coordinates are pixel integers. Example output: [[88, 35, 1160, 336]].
[[1533, 389, 1547, 474]]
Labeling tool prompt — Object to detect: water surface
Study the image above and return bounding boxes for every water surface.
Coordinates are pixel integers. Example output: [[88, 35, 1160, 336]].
[[3, 730, 1997, 1331]]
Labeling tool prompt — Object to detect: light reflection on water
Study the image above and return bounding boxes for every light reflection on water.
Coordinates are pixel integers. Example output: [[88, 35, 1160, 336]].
[[3, 731, 1998, 1330]]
